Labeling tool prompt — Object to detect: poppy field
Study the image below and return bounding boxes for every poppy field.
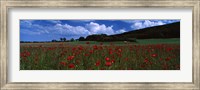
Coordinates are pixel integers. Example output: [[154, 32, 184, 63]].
[[20, 40, 180, 70]]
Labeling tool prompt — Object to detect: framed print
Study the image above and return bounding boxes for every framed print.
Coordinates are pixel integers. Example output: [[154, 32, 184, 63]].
[[0, 0, 199, 90]]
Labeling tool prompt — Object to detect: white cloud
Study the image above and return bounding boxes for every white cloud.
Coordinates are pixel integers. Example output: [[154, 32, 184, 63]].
[[131, 22, 143, 29], [54, 24, 90, 36], [157, 21, 165, 25], [122, 20, 180, 30], [85, 22, 115, 35], [115, 29, 126, 34], [20, 20, 50, 35], [131, 20, 166, 30]]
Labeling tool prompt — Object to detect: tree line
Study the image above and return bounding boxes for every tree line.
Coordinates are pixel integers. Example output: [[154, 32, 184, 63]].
[[20, 33, 137, 43]]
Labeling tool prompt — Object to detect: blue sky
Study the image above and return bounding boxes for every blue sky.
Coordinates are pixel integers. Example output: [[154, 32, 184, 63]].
[[20, 20, 180, 41]]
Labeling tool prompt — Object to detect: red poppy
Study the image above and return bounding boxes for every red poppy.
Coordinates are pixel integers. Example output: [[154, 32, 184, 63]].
[[108, 48, 112, 52], [144, 58, 148, 63], [93, 45, 98, 50], [125, 58, 128, 61], [75, 60, 80, 64], [105, 61, 112, 66], [72, 47, 76, 51], [166, 47, 173, 52], [118, 48, 122, 52], [78, 46, 83, 50], [89, 50, 94, 54], [84, 53, 90, 56], [151, 54, 157, 57], [67, 56, 75, 61], [20, 53, 25, 57], [111, 60, 115, 63], [68, 63, 75, 68], [109, 51, 113, 55], [86, 42, 90, 44], [95, 61, 100, 66], [105, 57, 110, 61], [60, 62, 66, 66], [21, 51, 31, 57], [165, 57, 171, 61], [147, 49, 151, 52], [26, 52, 30, 56]]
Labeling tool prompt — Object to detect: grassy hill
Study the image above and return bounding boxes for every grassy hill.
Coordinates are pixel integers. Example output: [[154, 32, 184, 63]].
[[85, 22, 180, 41], [110, 22, 180, 39]]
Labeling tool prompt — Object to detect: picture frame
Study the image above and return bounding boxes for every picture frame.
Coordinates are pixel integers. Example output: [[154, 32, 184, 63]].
[[0, 0, 199, 89]]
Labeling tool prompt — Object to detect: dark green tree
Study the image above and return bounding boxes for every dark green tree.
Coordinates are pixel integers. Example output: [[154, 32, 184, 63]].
[[78, 37, 85, 41], [60, 38, 63, 42], [70, 38, 74, 42], [63, 38, 66, 42]]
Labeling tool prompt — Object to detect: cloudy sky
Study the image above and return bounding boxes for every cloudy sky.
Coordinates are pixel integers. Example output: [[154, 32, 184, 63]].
[[20, 20, 180, 41]]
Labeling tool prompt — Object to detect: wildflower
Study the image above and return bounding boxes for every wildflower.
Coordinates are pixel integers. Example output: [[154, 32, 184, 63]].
[[86, 42, 90, 44], [105, 57, 110, 61], [165, 57, 171, 61], [68, 63, 75, 68], [118, 48, 122, 52], [95, 61, 101, 66], [109, 51, 113, 55], [125, 58, 128, 61], [105, 61, 112, 66], [144, 58, 148, 63], [166, 47, 173, 52], [60, 62, 67, 66], [67, 56, 75, 61], [78, 46, 83, 50], [151, 54, 157, 57], [111, 60, 115, 63], [89, 50, 94, 54], [84, 53, 89, 56], [93, 45, 98, 50], [72, 47, 76, 51], [26, 52, 30, 56]]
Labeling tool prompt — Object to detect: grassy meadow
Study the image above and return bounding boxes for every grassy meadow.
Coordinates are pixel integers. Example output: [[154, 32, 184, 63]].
[[20, 38, 180, 70]]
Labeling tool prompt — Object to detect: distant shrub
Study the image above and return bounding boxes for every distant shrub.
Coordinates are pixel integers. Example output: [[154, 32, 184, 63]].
[[78, 37, 85, 41], [127, 38, 137, 42], [70, 38, 75, 42]]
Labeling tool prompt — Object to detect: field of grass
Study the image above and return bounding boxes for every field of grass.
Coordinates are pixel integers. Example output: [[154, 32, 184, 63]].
[[136, 38, 180, 44], [20, 38, 180, 70], [67, 38, 180, 45]]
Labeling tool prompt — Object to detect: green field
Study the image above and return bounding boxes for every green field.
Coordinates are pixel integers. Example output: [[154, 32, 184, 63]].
[[67, 38, 180, 45], [20, 38, 180, 70]]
